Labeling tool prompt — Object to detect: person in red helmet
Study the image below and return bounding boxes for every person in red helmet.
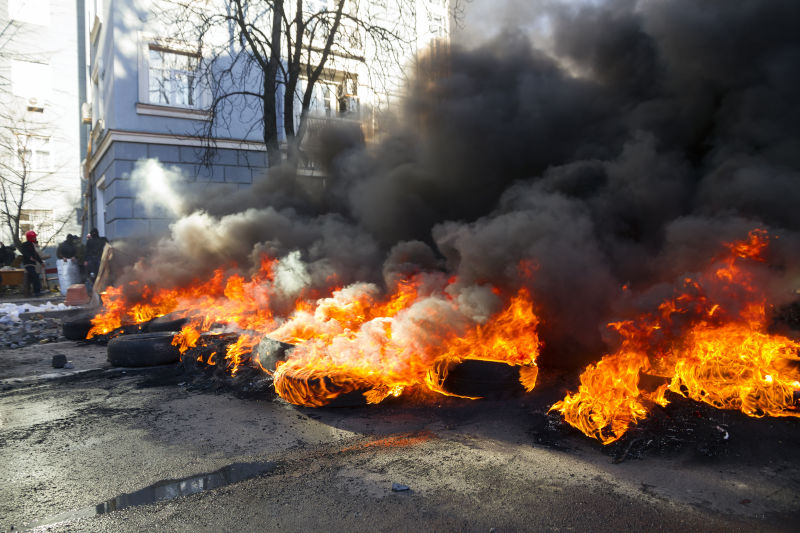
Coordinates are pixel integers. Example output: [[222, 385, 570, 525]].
[[19, 230, 44, 296]]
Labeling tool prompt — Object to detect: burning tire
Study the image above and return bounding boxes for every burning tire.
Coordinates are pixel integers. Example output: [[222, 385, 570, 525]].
[[106, 331, 181, 367], [273, 370, 372, 408], [62, 313, 95, 341], [145, 314, 189, 333], [440, 360, 532, 398], [273, 359, 536, 408]]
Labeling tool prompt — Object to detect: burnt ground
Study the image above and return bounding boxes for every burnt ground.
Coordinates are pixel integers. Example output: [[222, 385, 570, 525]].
[[1, 340, 799, 533]]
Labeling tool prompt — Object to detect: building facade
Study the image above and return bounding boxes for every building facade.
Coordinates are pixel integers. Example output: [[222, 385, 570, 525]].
[[85, 0, 449, 241], [0, 0, 86, 248]]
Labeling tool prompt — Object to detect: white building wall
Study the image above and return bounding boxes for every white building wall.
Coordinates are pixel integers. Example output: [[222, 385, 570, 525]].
[[0, 0, 84, 247]]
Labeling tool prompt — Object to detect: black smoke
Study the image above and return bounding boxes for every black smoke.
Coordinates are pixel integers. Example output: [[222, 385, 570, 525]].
[[127, 0, 800, 368]]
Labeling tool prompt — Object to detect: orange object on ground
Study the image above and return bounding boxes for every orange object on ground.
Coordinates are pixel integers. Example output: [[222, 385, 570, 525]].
[[65, 284, 90, 306]]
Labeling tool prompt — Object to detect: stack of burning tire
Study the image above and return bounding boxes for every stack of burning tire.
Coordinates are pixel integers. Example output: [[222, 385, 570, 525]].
[[63, 312, 534, 405]]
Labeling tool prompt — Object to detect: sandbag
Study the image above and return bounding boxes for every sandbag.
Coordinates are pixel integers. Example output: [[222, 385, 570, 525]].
[[56, 259, 81, 295]]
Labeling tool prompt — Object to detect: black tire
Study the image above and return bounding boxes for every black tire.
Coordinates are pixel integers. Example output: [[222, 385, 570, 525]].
[[107, 331, 181, 367], [254, 336, 295, 371], [145, 314, 189, 333], [276, 359, 528, 407], [274, 372, 369, 408], [62, 314, 95, 341], [182, 332, 240, 369], [440, 359, 526, 398]]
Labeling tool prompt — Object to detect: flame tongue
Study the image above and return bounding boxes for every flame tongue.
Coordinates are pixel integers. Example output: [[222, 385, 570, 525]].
[[90, 257, 542, 406], [88, 261, 274, 338], [669, 324, 800, 417], [272, 283, 541, 406], [551, 352, 655, 444], [552, 229, 800, 444]]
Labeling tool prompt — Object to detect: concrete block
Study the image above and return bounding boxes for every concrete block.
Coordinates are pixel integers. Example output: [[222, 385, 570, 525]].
[[111, 160, 135, 180], [112, 142, 148, 161], [105, 177, 136, 199], [109, 218, 150, 240], [238, 150, 267, 168], [188, 182, 238, 196], [133, 200, 174, 219], [169, 162, 198, 181], [106, 198, 134, 220], [132, 199, 147, 218], [195, 164, 224, 182], [94, 151, 113, 179], [179, 145, 204, 164], [148, 144, 181, 163], [212, 148, 239, 166], [224, 165, 253, 183]]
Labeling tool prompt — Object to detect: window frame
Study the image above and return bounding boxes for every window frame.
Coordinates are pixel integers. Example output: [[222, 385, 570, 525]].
[[138, 39, 207, 111], [15, 136, 51, 174]]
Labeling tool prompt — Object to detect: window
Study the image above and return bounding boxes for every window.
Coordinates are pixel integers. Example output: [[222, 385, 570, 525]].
[[11, 60, 50, 103], [17, 137, 51, 173], [306, 78, 358, 118], [19, 209, 54, 243], [8, 0, 50, 26], [147, 47, 200, 108], [429, 14, 445, 37]]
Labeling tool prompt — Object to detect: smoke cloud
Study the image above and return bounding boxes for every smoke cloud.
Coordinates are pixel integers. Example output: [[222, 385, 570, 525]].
[[120, 0, 800, 369], [132, 159, 187, 219]]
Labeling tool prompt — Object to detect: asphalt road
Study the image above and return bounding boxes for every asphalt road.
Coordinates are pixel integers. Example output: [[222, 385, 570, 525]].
[[1, 341, 799, 532]]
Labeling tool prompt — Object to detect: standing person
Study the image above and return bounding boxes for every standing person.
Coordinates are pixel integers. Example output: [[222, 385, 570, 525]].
[[0, 242, 15, 267], [19, 230, 44, 296], [57, 234, 77, 261], [73, 234, 86, 280], [84, 228, 108, 287]]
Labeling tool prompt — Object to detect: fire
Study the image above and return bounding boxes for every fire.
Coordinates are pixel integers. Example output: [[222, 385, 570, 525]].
[[90, 254, 542, 405], [551, 229, 800, 444], [88, 226, 797, 427], [87, 265, 239, 337], [90, 258, 283, 372], [271, 278, 541, 407], [670, 324, 800, 417]]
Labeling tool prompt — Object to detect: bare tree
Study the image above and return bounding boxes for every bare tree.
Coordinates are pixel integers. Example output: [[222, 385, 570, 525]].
[[160, 0, 448, 169], [0, 108, 74, 249], [0, 9, 80, 250]]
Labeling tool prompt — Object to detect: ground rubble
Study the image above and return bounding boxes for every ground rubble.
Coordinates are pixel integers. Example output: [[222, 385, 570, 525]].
[[0, 299, 91, 349], [0, 315, 62, 348]]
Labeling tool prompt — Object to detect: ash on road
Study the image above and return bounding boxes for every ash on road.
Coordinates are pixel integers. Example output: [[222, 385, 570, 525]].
[[1, 345, 799, 533]]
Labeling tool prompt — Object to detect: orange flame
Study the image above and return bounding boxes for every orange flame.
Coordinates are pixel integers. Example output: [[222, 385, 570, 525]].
[[552, 229, 800, 444], [92, 258, 283, 373], [89, 255, 542, 405], [87, 265, 237, 337], [271, 278, 541, 407]]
